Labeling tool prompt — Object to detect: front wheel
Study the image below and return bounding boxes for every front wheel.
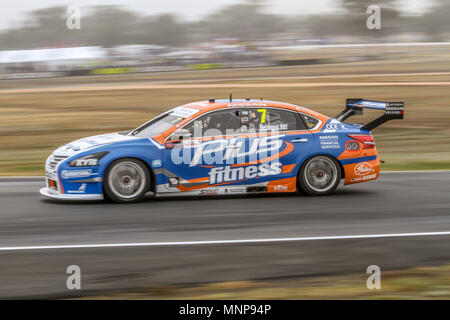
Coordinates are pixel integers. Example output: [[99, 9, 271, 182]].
[[104, 158, 150, 203], [298, 155, 341, 196]]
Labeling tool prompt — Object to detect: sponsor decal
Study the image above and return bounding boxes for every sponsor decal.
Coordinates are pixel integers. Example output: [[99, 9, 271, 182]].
[[67, 183, 87, 194], [224, 187, 247, 194], [228, 102, 267, 107], [323, 119, 347, 133], [386, 102, 404, 116], [259, 123, 288, 131], [351, 173, 377, 182], [199, 189, 219, 195], [171, 134, 285, 166], [152, 159, 162, 168], [355, 100, 386, 108], [61, 169, 93, 179], [208, 162, 282, 184], [170, 106, 199, 118], [273, 185, 288, 191], [58, 133, 137, 153], [354, 162, 374, 176], [319, 135, 340, 149], [71, 158, 98, 166]]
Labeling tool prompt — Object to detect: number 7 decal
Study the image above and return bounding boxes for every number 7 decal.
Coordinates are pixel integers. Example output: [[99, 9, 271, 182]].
[[257, 109, 267, 123]]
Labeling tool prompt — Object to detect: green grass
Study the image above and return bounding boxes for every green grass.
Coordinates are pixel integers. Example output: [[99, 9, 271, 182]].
[[381, 162, 450, 171], [77, 263, 450, 300]]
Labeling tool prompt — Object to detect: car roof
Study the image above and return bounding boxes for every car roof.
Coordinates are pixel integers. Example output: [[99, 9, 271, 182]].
[[181, 99, 322, 115], [153, 99, 329, 143]]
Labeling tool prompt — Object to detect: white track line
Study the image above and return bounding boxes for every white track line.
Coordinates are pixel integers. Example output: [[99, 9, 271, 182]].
[[1, 231, 449, 251]]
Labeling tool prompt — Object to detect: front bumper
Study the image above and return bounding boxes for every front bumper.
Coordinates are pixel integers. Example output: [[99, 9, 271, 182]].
[[43, 152, 104, 201], [40, 187, 104, 201]]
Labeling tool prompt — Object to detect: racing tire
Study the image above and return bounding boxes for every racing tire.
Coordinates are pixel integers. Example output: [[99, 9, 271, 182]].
[[298, 155, 341, 196], [104, 158, 150, 203]]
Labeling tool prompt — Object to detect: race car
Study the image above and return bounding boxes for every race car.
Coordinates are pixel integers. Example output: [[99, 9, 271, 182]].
[[40, 98, 404, 203]]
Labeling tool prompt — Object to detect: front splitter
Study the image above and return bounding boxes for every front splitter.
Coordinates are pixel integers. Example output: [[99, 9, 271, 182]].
[[39, 188, 104, 201]]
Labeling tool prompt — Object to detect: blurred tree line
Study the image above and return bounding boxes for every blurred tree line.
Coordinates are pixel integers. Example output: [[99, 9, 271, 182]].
[[0, 0, 449, 49]]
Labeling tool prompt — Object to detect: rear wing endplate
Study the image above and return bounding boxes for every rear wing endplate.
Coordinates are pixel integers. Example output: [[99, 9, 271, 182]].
[[335, 99, 404, 131]]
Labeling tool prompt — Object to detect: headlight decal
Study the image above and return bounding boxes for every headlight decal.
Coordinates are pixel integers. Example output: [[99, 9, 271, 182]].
[[69, 151, 109, 167]]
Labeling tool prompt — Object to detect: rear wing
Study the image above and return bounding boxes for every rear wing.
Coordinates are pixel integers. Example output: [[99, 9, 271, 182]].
[[335, 99, 404, 131]]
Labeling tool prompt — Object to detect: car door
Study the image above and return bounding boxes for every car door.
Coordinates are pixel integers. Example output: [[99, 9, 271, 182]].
[[240, 107, 314, 192], [160, 108, 243, 193]]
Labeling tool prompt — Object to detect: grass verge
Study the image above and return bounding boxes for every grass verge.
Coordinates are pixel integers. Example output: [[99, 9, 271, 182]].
[[77, 263, 450, 299]]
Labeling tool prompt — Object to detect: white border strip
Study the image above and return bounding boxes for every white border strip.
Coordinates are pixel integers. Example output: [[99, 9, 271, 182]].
[[1, 231, 449, 251]]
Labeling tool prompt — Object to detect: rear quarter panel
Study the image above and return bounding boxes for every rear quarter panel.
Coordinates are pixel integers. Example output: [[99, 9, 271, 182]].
[[311, 119, 380, 185]]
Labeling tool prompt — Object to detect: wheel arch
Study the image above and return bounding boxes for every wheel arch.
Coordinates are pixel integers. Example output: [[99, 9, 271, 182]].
[[296, 153, 345, 186], [102, 156, 157, 195], [296, 153, 344, 195]]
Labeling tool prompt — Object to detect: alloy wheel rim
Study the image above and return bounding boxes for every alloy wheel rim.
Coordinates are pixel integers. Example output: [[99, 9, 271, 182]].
[[108, 161, 146, 199], [304, 157, 338, 192]]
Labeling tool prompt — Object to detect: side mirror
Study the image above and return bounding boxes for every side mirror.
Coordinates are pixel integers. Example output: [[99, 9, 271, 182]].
[[169, 128, 192, 142]]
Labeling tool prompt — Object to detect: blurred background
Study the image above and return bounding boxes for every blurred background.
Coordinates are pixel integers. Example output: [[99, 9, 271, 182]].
[[1, 0, 450, 73], [1, 0, 450, 175], [0, 0, 450, 299]]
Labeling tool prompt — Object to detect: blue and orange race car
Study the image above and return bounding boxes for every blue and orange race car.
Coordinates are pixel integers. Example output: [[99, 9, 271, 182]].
[[40, 98, 404, 203]]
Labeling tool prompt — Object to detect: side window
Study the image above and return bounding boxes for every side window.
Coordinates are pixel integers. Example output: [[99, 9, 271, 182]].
[[249, 108, 305, 132], [184, 110, 241, 137], [299, 113, 320, 130]]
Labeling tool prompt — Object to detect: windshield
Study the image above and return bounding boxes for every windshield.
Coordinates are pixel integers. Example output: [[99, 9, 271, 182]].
[[129, 106, 199, 137]]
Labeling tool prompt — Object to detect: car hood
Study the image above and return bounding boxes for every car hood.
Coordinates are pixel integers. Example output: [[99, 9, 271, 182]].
[[53, 132, 140, 157]]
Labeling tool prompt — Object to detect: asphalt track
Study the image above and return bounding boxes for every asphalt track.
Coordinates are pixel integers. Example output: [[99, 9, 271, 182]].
[[0, 171, 449, 298]]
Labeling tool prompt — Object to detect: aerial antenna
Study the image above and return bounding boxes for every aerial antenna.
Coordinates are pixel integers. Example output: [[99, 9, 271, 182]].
[[229, 93, 232, 102]]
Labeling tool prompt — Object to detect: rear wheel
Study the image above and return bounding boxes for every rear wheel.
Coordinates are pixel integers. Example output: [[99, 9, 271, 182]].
[[299, 155, 341, 196], [104, 158, 150, 203]]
